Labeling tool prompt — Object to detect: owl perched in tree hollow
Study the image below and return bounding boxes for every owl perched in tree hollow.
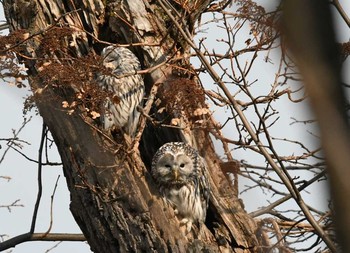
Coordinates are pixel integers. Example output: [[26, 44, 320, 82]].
[[151, 142, 210, 232], [96, 46, 144, 135]]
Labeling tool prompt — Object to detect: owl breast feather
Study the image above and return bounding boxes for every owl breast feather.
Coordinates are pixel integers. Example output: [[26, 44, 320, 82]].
[[163, 184, 206, 223]]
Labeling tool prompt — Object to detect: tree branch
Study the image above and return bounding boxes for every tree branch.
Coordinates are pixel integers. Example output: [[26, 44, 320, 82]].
[[331, 0, 350, 27], [0, 233, 85, 251], [30, 123, 47, 233], [0, 117, 31, 165]]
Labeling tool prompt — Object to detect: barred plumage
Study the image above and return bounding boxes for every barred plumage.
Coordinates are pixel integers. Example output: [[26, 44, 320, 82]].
[[151, 142, 210, 232], [96, 46, 144, 135]]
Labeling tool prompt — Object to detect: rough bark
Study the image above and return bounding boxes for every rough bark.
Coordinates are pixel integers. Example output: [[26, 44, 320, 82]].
[[3, 0, 265, 252]]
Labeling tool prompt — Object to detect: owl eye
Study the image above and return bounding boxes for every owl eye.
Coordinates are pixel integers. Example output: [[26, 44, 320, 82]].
[[180, 163, 185, 168], [165, 164, 171, 169]]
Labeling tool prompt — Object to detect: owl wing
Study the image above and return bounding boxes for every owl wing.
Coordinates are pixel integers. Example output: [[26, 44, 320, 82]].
[[197, 157, 210, 213]]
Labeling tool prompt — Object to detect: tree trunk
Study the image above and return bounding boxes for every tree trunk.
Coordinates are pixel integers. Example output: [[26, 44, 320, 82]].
[[3, 0, 266, 252]]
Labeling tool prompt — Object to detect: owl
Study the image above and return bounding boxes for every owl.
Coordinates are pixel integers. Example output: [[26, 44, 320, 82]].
[[96, 46, 144, 136], [151, 142, 210, 232]]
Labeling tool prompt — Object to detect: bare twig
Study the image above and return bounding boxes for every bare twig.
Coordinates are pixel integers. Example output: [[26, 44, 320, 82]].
[[0, 175, 12, 181], [9, 145, 62, 166], [43, 175, 60, 237], [0, 117, 32, 165], [331, 0, 350, 27], [0, 199, 24, 212], [30, 123, 47, 233], [250, 171, 326, 217], [45, 241, 63, 253]]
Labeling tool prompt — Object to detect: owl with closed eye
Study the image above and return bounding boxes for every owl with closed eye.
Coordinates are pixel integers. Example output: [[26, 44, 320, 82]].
[[151, 142, 210, 232], [96, 46, 144, 136]]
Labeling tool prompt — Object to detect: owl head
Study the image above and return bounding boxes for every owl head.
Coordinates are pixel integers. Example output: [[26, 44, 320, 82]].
[[101, 46, 123, 70], [151, 142, 200, 186], [100, 46, 140, 74]]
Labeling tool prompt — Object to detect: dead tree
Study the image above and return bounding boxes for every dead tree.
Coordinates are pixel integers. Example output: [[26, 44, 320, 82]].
[[2, 0, 266, 252]]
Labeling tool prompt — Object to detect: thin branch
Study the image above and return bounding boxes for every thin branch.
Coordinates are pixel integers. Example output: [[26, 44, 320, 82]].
[[250, 171, 326, 217], [43, 175, 60, 237], [30, 123, 47, 233], [0, 233, 85, 251], [0, 117, 32, 165], [0, 176, 12, 181], [331, 0, 350, 28], [132, 77, 163, 151], [45, 241, 63, 253], [9, 145, 62, 166], [0, 199, 24, 212]]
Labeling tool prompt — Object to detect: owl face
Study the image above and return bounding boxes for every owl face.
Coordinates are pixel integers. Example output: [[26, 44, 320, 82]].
[[101, 47, 123, 70], [155, 152, 195, 185], [152, 142, 200, 186], [101, 46, 141, 75]]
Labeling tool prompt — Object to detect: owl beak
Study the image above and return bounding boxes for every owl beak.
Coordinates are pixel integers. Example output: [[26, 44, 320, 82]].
[[173, 168, 179, 180]]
